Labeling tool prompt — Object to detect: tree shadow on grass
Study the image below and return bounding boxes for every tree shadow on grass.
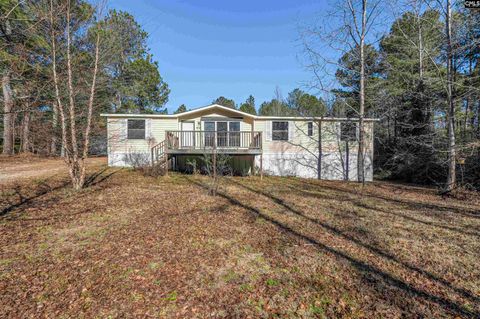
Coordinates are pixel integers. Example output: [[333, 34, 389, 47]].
[[353, 200, 480, 238], [228, 179, 480, 306], [282, 183, 480, 238], [0, 167, 120, 220], [84, 167, 122, 187], [0, 180, 70, 218], [301, 180, 480, 218], [187, 177, 479, 318]]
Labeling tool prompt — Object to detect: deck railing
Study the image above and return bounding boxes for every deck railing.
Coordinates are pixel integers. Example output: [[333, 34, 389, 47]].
[[165, 130, 262, 151]]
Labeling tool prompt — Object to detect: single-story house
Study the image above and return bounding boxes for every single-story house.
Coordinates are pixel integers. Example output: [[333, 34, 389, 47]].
[[101, 104, 376, 181]]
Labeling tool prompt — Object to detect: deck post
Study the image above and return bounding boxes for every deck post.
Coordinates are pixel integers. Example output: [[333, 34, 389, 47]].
[[213, 134, 217, 181], [151, 147, 154, 166], [260, 153, 263, 179], [165, 149, 168, 176], [251, 127, 254, 148], [251, 156, 255, 176]]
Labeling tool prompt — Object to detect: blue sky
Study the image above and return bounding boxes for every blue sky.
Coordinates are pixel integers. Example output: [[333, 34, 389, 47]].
[[108, 0, 327, 113]]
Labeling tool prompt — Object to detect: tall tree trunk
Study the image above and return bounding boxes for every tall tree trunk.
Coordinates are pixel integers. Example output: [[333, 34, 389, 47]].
[[21, 110, 31, 153], [346, 140, 350, 180], [466, 58, 473, 136], [445, 0, 456, 191], [418, 13, 423, 80], [66, 0, 78, 164], [51, 101, 58, 155], [464, 97, 469, 138], [49, 0, 102, 190], [11, 113, 16, 154], [116, 92, 122, 112], [50, 0, 69, 175], [357, 0, 367, 184], [79, 28, 101, 187], [2, 72, 14, 155], [476, 101, 480, 138], [317, 119, 323, 179]]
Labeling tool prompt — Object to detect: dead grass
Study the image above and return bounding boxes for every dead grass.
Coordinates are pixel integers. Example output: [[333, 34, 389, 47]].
[[0, 157, 479, 318], [0, 155, 106, 183]]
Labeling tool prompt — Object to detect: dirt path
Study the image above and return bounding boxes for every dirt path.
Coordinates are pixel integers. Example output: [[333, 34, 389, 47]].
[[0, 156, 107, 183]]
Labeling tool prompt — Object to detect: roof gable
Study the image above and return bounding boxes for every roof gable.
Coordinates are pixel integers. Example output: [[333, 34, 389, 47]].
[[100, 103, 379, 122], [176, 104, 256, 119]]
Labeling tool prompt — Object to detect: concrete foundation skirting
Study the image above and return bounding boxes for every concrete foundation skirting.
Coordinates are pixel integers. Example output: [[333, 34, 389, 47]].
[[256, 152, 373, 181], [108, 151, 373, 181], [108, 152, 150, 167]]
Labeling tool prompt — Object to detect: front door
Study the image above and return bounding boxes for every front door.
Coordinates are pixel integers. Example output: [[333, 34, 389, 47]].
[[181, 121, 194, 148]]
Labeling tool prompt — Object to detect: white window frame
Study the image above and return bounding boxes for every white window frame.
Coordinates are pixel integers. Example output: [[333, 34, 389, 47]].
[[272, 121, 289, 141], [127, 119, 146, 140], [308, 122, 313, 136], [340, 122, 358, 142]]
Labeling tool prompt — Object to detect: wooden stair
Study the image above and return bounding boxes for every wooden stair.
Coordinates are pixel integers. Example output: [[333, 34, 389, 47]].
[[151, 140, 169, 171]]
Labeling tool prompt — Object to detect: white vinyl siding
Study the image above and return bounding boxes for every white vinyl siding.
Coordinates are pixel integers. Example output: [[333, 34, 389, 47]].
[[257, 119, 372, 155], [107, 118, 178, 154], [119, 118, 127, 141], [146, 118, 152, 139], [288, 121, 294, 141], [265, 121, 272, 141], [255, 119, 374, 181], [105, 114, 374, 181]]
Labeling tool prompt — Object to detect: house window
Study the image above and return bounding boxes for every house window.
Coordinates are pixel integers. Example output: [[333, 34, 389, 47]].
[[308, 122, 313, 136], [340, 122, 357, 142], [127, 119, 145, 139], [229, 121, 240, 132], [203, 120, 241, 147], [229, 122, 240, 147], [204, 121, 215, 147], [272, 121, 289, 141]]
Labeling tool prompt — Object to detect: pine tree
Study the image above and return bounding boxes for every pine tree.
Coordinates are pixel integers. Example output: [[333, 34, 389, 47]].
[[174, 104, 187, 114], [239, 95, 257, 115]]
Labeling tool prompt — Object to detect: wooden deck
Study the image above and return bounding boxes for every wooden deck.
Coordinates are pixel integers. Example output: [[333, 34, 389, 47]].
[[165, 130, 263, 155]]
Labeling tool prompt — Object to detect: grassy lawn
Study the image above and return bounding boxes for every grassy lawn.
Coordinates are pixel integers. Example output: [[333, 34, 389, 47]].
[[1, 157, 479, 318]]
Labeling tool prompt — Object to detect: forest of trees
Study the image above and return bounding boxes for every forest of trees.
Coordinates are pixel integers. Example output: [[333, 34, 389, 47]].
[[0, 0, 170, 188], [207, 90, 324, 117], [0, 1, 169, 156], [1, 0, 479, 190], [298, 0, 480, 190]]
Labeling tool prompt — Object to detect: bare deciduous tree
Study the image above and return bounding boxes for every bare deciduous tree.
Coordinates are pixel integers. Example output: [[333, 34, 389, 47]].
[[1, 71, 14, 154], [300, 0, 384, 184], [444, 0, 456, 191], [201, 151, 231, 196], [357, 0, 368, 184], [49, 0, 104, 190]]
